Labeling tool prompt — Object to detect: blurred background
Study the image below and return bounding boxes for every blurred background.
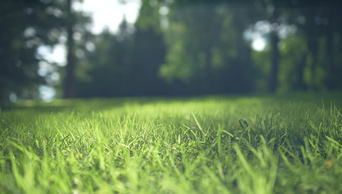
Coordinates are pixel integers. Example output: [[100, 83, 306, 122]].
[[1, 0, 341, 102]]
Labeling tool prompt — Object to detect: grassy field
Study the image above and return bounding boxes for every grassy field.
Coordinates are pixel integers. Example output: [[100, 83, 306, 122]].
[[1, 93, 342, 193]]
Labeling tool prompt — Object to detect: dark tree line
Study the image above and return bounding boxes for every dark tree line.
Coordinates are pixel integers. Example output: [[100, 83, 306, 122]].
[[1, 0, 342, 101]]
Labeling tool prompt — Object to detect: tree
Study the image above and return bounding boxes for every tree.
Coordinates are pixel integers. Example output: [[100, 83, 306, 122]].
[[268, 5, 280, 93], [0, 0, 91, 101], [74, 18, 135, 97], [62, 0, 91, 98], [159, 2, 258, 94], [284, 0, 342, 91], [63, 0, 76, 98], [0, 0, 63, 100], [75, 0, 167, 97], [130, 0, 167, 96], [322, 3, 342, 90]]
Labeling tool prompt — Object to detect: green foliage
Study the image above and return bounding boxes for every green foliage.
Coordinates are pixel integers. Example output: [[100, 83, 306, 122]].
[[160, 5, 256, 94], [252, 47, 270, 92], [135, 0, 162, 32], [75, 29, 132, 97], [1, 93, 342, 193], [278, 36, 308, 92]]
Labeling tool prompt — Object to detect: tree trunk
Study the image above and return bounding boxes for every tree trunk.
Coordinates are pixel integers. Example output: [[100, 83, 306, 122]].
[[307, 36, 318, 91], [297, 53, 307, 90], [63, 0, 76, 98], [326, 10, 335, 90], [269, 8, 280, 93], [204, 47, 213, 94], [305, 9, 318, 90]]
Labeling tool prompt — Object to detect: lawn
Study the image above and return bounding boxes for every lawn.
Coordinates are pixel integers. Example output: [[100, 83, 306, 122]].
[[1, 93, 342, 193]]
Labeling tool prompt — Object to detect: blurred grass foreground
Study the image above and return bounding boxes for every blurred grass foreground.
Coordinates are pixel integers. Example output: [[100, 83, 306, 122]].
[[1, 93, 342, 193], [1, 0, 342, 193]]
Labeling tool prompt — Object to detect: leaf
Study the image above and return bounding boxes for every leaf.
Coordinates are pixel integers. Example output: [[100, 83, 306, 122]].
[[191, 112, 206, 136], [239, 119, 249, 129], [326, 136, 342, 147]]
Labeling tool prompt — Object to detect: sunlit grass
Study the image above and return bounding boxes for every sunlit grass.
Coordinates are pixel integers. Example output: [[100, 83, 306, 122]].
[[1, 93, 342, 193]]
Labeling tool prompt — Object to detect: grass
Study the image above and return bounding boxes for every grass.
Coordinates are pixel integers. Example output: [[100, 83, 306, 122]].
[[1, 93, 342, 193]]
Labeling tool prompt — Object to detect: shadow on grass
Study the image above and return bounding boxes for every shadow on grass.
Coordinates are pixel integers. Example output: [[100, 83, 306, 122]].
[[1, 92, 342, 114], [0, 97, 165, 113]]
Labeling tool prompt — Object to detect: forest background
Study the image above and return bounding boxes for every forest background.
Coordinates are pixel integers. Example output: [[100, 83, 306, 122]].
[[1, 0, 341, 101]]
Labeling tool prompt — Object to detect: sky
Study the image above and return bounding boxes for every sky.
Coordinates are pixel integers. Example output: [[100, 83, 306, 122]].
[[74, 0, 141, 34]]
